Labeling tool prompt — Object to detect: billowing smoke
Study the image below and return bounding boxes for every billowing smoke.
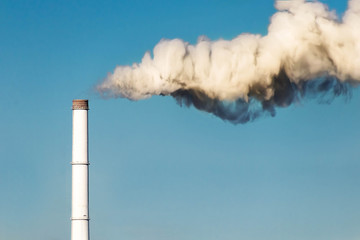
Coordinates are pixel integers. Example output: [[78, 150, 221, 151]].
[[97, 0, 360, 124]]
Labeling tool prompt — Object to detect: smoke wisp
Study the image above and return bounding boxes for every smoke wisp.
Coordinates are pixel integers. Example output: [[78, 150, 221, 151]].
[[97, 0, 360, 124]]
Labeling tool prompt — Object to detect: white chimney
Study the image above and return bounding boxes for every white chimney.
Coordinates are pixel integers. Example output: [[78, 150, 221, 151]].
[[71, 99, 90, 240]]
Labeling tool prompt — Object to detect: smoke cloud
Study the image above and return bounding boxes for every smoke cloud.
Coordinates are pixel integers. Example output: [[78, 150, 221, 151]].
[[97, 0, 360, 124]]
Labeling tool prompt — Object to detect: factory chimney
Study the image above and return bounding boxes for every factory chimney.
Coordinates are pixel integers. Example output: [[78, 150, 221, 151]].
[[71, 99, 90, 240]]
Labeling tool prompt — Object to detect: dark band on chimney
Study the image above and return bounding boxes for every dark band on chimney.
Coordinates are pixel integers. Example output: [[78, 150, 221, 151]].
[[72, 99, 89, 110]]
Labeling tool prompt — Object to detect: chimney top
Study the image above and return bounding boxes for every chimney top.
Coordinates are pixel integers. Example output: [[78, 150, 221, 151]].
[[72, 99, 89, 110]]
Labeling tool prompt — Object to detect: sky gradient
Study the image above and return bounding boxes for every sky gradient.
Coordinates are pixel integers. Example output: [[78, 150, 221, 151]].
[[1, 0, 359, 239]]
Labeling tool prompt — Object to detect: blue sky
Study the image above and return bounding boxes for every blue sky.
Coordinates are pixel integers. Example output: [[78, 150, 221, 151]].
[[1, 0, 359, 239]]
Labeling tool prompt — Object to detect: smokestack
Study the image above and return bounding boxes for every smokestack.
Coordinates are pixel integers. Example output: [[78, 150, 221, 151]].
[[71, 99, 90, 240]]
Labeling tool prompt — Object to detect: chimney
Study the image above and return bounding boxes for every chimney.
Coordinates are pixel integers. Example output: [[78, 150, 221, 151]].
[[71, 99, 90, 240]]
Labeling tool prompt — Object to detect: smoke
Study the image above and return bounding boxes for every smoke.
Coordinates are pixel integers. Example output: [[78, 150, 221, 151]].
[[97, 0, 360, 124]]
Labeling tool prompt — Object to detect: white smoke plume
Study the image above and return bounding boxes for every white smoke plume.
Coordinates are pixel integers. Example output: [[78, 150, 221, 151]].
[[97, 0, 360, 124]]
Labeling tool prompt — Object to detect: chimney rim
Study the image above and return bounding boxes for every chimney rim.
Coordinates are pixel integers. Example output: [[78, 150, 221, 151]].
[[72, 99, 89, 110]]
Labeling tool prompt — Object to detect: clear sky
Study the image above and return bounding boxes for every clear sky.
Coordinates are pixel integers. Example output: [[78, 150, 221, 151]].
[[1, 0, 359, 240]]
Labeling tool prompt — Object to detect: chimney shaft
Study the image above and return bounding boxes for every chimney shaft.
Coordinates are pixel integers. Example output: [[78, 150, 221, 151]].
[[71, 99, 90, 240]]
